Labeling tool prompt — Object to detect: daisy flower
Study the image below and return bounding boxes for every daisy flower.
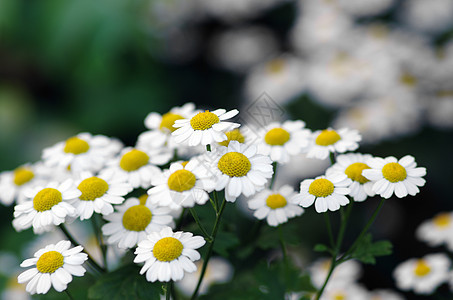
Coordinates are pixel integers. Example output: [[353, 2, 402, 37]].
[[393, 253, 450, 294], [416, 212, 453, 250], [362, 155, 426, 199], [309, 257, 362, 288], [17, 240, 88, 295], [214, 124, 258, 148], [368, 289, 404, 300], [320, 281, 369, 300], [134, 227, 206, 282], [42, 133, 122, 173], [256, 120, 311, 164], [299, 172, 351, 213], [148, 158, 215, 208], [71, 171, 132, 220], [327, 153, 376, 202], [247, 185, 304, 227], [102, 198, 174, 249], [13, 179, 80, 233], [172, 108, 240, 146], [210, 141, 273, 202], [306, 128, 361, 160]]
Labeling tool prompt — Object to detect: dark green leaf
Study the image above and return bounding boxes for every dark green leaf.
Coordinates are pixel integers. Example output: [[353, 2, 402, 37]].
[[313, 243, 331, 253], [350, 234, 393, 265]]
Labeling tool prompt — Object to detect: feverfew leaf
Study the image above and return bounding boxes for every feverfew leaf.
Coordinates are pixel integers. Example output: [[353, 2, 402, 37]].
[[350, 234, 393, 264]]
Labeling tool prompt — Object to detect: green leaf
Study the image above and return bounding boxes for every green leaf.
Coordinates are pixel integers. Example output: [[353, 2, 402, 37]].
[[313, 243, 331, 254], [350, 234, 393, 264], [88, 264, 161, 300]]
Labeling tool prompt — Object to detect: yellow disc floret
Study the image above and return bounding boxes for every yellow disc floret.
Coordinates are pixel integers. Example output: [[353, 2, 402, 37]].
[[345, 162, 370, 184], [13, 167, 34, 186], [382, 162, 407, 183], [36, 251, 64, 274], [218, 129, 245, 147], [190, 111, 220, 131], [266, 58, 285, 74], [333, 293, 345, 300], [266, 194, 287, 209], [120, 149, 150, 172], [315, 129, 341, 146], [153, 237, 183, 262], [160, 112, 184, 133], [309, 178, 335, 198], [264, 128, 290, 146], [414, 259, 431, 277], [138, 194, 148, 205], [218, 152, 251, 177], [78, 177, 109, 201], [400, 72, 417, 87], [433, 213, 451, 228], [122, 205, 152, 231], [167, 169, 197, 192], [33, 188, 62, 212], [63, 137, 90, 155]]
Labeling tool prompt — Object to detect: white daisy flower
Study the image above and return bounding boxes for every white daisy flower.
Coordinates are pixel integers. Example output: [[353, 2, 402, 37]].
[[368, 289, 404, 300], [13, 179, 80, 233], [306, 128, 361, 160], [148, 159, 215, 208], [309, 257, 362, 288], [247, 185, 304, 227], [320, 281, 369, 300], [210, 141, 273, 202], [213, 124, 259, 148], [172, 108, 240, 146], [134, 227, 206, 282], [71, 171, 132, 220], [102, 198, 174, 249], [17, 240, 88, 295], [362, 155, 426, 199], [42, 133, 122, 173], [327, 153, 376, 202], [416, 212, 453, 250], [299, 172, 351, 213], [393, 253, 450, 294], [256, 120, 311, 164]]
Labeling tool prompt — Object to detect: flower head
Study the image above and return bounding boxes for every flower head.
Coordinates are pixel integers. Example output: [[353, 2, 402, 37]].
[[416, 211, 453, 250], [307, 128, 361, 160]]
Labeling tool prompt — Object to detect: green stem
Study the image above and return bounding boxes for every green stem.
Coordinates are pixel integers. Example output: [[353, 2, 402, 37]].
[[269, 162, 278, 189], [166, 281, 172, 300], [323, 212, 335, 249], [65, 288, 75, 300], [315, 256, 337, 300], [329, 152, 336, 165], [206, 144, 211, 152], [278, 225, 288, 265], [189, 208, 212, 242], [91, 214, 108, 270], [175, 208, 187, 231]]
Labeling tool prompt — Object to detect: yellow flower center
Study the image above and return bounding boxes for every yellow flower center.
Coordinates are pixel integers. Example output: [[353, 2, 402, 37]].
[[167, 169, 197, 192], [266, 58, 285, 74], [382, 162, 407, 183], [63, 137, 90, 155], [309, 178, 335, 198], [414, 259, 431, 277], [138, 194, 148, 205], [264, 128, 290, 146], [36, 251, 64, 274], [33, 188, 62, 212], [218, 152, 251, 177], [120, 149, 149, 172], [333, 293, 346, 300], [13, 167, 34, 186], [160, 112, 184, 133], [433, 213, 451, 228], [78, 177, 109, 201], [122, 205, 152, 231], [266, 194, 287, 209], [190, 110, 220, 131], [181, 161, 189, 167], [345, 162, 370, 184], [321, 259, 331, 271], [153, 237, 184, 262], [400, 72, 417, 87], [315, 129, 341, 146], [218, 129, 245, 147]]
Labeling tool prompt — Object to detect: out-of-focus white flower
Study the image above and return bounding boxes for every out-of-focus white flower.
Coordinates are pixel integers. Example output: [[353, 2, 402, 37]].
[[368, 289, 405, 300], [309, 258, 362, 288], [338, 0, 395, 17], [320, 281, 368, 300], [425, 92, 453, 130], [416, 212, 453, 250], [399, 0, 453, 34]]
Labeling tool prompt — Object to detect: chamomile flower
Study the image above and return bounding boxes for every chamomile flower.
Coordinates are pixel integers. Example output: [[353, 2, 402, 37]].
[[134, 227, 205, 282], [299, 172, 352, 213], [71, 171, 132, 220], [368, 289, 404, 300], [18, 240, 88, 295], [327, 153, 375, 202], [393, 253, 450, 294], [321, 282, 369, 300], [256, 120, 311, 164], [0, 163, 45, 205], [13, 179, 80, 233], [102, 198, 174, 249], [210, 141, 273, 202], [148, 159, 215, 208], [172, 108, 240, 146], [213, 125, 258, 148], [306, 128, 361, 160], [247, 185, 304, 226], [416, 212, 453, 250], [362, 155, 426, 199], [309, 257, 362, 288]]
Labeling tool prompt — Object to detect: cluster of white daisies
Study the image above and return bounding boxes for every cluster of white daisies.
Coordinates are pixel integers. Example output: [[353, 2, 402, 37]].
[[0, 103, 427, 296]]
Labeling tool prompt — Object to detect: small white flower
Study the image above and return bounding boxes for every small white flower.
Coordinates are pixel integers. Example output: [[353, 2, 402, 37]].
[[102, 198, 174, 249], [309, 257, 362, 288], [247, 185, 304, 226], [368, 289, 405, 300], [320, 281, 369, 300], [362, 155, 426, 199], [18, 240, 88, 295], [134, 227, 205, 282], [416, 212, 453, 250], [393, 253, 450, 294], [299, 172, 351, 213], [172, 108, 240, 146], [306, 128, 361, 160]]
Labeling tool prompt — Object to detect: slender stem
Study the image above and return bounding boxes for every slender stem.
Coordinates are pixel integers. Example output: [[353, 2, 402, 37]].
[[329, 152, 336, 165], [190, 197, 227, 300], [166, 281, 172, 300], [278, 225, 288, 265], [91, 214, 108, 270], [323, 212, 335, 249], [315, 256, 336, 300], [206, 144, 211, 152], [209, 197, 217, 212], [213, 191, 219, 213], [189, 208, 212, 242], [65, 289, 75, 300], [175, 208, 187, 231], [269, 162, 278, 189]]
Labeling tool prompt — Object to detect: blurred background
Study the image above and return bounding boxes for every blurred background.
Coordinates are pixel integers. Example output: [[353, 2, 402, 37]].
[[1, 0, 453, 298]]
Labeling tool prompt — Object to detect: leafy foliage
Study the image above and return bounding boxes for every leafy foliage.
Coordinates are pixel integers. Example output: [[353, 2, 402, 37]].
[[350, 234, 393, 265]]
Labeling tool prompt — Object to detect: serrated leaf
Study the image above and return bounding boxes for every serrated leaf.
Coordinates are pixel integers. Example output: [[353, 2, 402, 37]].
[[350, 234, 393, 265]]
